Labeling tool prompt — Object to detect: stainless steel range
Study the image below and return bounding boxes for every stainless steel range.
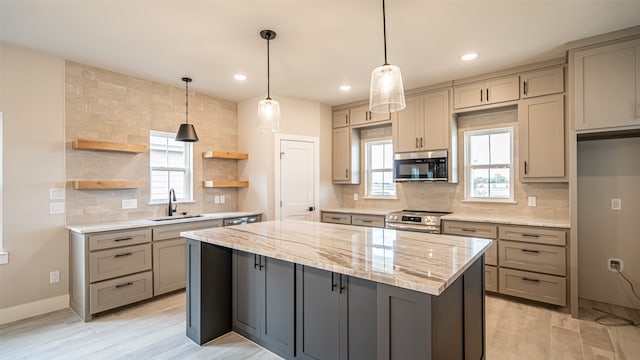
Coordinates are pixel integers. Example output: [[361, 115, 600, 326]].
[[386, 210, 451, 233]]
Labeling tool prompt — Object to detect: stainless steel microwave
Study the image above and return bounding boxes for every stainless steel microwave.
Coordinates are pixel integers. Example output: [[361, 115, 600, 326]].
[[394, 150, 448, 182]]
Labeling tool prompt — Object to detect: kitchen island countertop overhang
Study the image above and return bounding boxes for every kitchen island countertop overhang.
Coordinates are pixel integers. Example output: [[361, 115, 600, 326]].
[[181, 219, 491, 296]]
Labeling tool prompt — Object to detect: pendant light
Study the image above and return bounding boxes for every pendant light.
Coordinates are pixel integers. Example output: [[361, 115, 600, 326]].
[[176, 77, 199, 142], [369, 0, 406, 113], [257, 29, 281, 132]]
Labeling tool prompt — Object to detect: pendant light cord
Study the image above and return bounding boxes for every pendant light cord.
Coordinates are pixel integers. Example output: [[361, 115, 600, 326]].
[[185, 80, 189, 124], [267, 37, 271, 100], [382, 0, 389, 65]]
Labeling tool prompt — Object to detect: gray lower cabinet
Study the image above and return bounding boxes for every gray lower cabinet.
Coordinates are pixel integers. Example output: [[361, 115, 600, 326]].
[[295, 265, 377, 360], [232, 250, 295, 358], [152, 238, 186, 295]]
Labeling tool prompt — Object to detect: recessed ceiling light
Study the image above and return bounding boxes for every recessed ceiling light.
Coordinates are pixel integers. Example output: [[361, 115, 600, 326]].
[[234, 74, 247, 81], [340, 85, 351, 91], [461, 53, 478, 61]]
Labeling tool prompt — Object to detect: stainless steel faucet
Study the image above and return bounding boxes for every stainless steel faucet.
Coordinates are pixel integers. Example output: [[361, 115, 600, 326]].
[[168, 188, 177, 216]]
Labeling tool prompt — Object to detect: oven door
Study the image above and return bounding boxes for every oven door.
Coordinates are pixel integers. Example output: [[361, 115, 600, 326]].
[[394, 153, 448, 182], [385, 222, 441, 234]]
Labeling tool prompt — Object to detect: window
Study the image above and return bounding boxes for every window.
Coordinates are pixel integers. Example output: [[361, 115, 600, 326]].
[[464, 127, 513, 202], [149, 131, 193, 203], [364, 139, 396, 198]]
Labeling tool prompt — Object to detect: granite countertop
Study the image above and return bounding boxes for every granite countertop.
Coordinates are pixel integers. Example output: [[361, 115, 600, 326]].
[[66, 211, 263, 234], [321, 208, 400, 216], [441, 213, 570, 228], [182, 220, 491, 296]]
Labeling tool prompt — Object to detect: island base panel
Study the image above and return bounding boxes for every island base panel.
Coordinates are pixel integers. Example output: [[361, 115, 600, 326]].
[[186, 240, 232, 345]]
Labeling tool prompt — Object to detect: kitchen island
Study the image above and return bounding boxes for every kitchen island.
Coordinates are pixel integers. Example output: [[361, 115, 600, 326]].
[[181, 220, 492, 360]]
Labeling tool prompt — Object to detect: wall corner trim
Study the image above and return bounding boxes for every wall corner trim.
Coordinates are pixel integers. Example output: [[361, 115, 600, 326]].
[[0, 294, 69, 325]]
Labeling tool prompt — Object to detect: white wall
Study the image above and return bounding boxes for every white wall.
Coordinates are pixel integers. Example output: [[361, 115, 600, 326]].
[[0, 43, 68, 320], [237, 95, 339, 220]]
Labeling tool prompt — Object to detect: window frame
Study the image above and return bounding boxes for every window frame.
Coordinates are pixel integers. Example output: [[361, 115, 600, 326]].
[[363, 137, 396, 199], [149, 130, 193, 204], [463, 127, 515, 203]]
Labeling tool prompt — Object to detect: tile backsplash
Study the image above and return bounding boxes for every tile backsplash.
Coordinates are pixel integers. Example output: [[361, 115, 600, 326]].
[[65, 62, 241, 225]]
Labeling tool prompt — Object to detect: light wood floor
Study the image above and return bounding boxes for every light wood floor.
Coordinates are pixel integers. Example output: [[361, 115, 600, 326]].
[[1, 291, 638, 359]]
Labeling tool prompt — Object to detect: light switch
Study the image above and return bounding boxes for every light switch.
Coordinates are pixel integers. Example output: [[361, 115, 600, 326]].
[[50, 188, 65, 200], [220, 195, 225, 204], [353, 193, 359, 201], [214, 195, 220, 204], [527, 196, 537, 207], [122, 199, 137, 209], [611, 198, 622, 210], [50, 202, 65, 214]]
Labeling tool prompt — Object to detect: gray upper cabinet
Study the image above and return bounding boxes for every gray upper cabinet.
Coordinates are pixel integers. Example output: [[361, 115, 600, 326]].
[[332, 109, 350, 128], [350, 104, 391, 127], [521, 66, 564, 98], [395, 89, 451, 153], [295, 265, 377, 360], [454, 75, 520, 109], [332, 127, 360, 184], [573, 37, 640, 131], [232, 250, 295, 358], [519, 93, 566, 180]]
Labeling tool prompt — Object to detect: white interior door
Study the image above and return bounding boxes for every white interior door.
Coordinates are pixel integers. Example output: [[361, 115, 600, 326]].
[[279, 139, 316, 221]]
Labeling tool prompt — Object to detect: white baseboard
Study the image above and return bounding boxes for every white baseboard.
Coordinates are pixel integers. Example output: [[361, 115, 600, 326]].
[[0, 294, 69, 325]]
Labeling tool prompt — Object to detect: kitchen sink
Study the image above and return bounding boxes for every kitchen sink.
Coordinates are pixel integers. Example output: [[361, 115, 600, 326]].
[[148, 214, 204, 221]]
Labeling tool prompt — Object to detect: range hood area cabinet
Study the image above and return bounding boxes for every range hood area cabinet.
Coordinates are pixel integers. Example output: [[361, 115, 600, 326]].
[[572, 37, 640, 131], [394, 88, 451, 153]]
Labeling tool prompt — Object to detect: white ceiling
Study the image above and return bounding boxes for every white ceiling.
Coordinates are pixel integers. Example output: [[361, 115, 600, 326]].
[[2, 1, 639, 106]]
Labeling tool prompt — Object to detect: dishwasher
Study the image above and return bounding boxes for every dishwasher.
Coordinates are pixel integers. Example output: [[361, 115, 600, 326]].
[[223, 215, 261, 227]]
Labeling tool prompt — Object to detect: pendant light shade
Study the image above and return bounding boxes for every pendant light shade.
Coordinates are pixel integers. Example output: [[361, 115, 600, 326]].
[[176, 77, 199, 142], [369, 0, 406, 113], [257, 29, 281, 132]]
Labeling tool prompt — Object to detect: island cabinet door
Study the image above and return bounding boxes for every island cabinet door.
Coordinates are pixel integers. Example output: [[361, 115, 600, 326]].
[[232, 250, 260, 338]]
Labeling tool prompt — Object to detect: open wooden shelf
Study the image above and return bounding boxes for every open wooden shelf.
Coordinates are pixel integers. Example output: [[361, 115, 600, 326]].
[[202, 150, 248, 160], [72, 139, 148, 153], [202, 180, 249, 188], [72, 180, 147, 190]]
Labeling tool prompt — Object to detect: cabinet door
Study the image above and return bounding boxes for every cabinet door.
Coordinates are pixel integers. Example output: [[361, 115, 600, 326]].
[[152, 239, 185, 295], [574, 38, 640, 130], [296, 266, 342, 360], [260, 256, 295, 357], [521, 66, 564, 98], [332, 127, 351, 182], [394, 95, 421, 152], [485, 75, 520, 104], [232, 250, 260, 338], [346, 276, 378, 360], [369, 110, 392, 123], [454, 81, 485, 109], [349, 105, 368, 126], [333, 109, 350, 128], [421, 89, 450, 150], [520, 94, 565, 179]]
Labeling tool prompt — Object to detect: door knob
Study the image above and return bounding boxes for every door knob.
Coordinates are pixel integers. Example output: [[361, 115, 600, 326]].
[[308, 206, 315, 211]]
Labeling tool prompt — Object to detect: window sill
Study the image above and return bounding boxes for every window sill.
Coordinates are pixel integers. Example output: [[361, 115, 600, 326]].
[[363, 196, 398, 200], [462, 199, 517, 204]]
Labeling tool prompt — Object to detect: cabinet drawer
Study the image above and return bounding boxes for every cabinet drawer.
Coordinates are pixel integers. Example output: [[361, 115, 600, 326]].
[[499, 225, 566, 246], [351, 214, 385, 228], [498, 268, 566, 306], [485, 265, 498, 293], [442, 221, 497, 239], [485, 240, 498, 266], [89, 271, 153, 314], [322, 212, 351, 225], [499, 240, 566, 276], [88, 228, 151, 251], [153, 219, 223, 241], [89, 243, 152, 282]]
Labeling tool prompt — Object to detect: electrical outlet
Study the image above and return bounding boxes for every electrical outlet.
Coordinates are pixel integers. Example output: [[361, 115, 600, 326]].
[[611, 198, 622, 210], [50, 202, 65, 214], [122, 199, 137, 209], [528, 196, 537, 207], [214, 195, 220, 204], [49, 188, 65, 200], [607, 258, 624, 272], [50, 270, 60, 284], [353, 193, 359, 201], [220, 195, 225, 204]]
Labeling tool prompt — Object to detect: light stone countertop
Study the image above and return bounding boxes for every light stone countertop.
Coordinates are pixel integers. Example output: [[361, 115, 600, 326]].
[[441, 213, 570, 228], [66, 211, 263, 234], [320, 208, 401, 216], [182, 220, 492, 296]]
